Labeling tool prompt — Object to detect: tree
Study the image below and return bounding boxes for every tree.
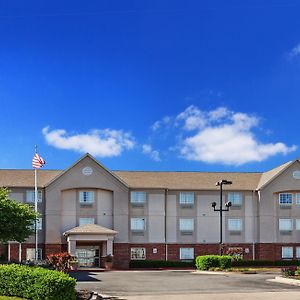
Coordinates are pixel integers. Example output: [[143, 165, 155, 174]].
[[0, 187, 38, 243]]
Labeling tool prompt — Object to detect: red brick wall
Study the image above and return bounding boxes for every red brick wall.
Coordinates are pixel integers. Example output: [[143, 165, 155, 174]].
[[45, 244, 64, 257], [113, 243, 130, 269]]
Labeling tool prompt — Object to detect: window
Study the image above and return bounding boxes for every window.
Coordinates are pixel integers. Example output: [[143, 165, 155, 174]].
[[228, 218, 242, 231], [180, 248, 194, 260], [279, 219, 293, 231], [179, 192, 194, 206], [296, 194, 300, 205], [296, 247, 300, 259], [79, 218, 95, 226], [228, 192, 243, 206], [130, 192, 146, 205], [26, 248, 42, 260], [79, 191, 94, 204], [282, 247, 293, 259], [30, 218, 42, 230], [131, 248, 146, 260], [26, 190, 42, 203], [279, 193, 292, 205], [296, 219, 300, 230], [131, 218, 145, 231], [179, 218, 194, 232]]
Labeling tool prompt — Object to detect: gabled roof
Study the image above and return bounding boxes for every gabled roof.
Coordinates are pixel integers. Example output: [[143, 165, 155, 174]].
[[0, 169, 62, 187], [257, 160, 295, 190], [113, 171, 262, 190], [63, 224, 118, 236], [45, 153, 128, 188]]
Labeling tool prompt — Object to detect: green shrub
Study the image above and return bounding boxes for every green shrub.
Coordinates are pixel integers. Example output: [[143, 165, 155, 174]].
[[195, 255, 232, 270], [232, 259, 300, 267], [219, 256, 232, 269], [129, 260, 195, 268], [0, 264, 76, 300]]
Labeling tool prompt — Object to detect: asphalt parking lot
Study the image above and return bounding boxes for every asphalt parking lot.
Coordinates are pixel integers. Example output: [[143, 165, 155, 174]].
[[72, 270, 300, 299]]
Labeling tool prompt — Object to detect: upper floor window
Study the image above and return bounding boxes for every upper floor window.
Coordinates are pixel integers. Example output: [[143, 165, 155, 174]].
[[79, 191, 94, 204], [279, 219, 293, 231], [131, 218, 145, 231], [26, 190, 42, 203], [179, 218, 194, 232], [228, 218, 242, 231], [179, 192, 194, 206], [79, 218, 95, 226], [279, 193, 292, 205], [180, 248, 194, 260], [228, 192, 242, 206], [30, 218, 42, 230], [296, 194, 300, 205], [130, 192, 146, 205]]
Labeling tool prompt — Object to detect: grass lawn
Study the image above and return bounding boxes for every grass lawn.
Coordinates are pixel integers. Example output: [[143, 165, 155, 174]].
[[0, 297, 26, 300]]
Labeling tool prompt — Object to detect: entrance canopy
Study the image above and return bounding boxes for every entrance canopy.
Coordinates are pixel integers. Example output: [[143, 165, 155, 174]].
[[63, 224, 118, 257]]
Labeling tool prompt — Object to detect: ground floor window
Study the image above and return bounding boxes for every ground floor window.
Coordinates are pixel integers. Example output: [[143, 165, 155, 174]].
[[131, 248, 146, 260], [179, 248, 194, 260], [26, 248, 42, 260], [282, 246, 293, 259], [296, 247, 300, 259]]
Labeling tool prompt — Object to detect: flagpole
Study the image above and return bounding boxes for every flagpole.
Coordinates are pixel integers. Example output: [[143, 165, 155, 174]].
[[34, 146, 38, 260]]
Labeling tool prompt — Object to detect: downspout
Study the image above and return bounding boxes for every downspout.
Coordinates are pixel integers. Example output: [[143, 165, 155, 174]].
[[165, 188, 168, 261], [252, 190, 256, 261]]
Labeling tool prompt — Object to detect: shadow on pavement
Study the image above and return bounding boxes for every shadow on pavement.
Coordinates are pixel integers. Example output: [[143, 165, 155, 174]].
[[70, 271, 102, 282]]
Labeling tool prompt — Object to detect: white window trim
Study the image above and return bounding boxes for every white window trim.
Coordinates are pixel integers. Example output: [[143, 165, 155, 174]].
[[131, 218, 146, 231], [130, 191, 146, 204], [228, 192, 243, 206], [179, 192, 195, 205], [296, 247, 300, 259], [180, 248, 194, 260], [79, 191, 95, 204], [282, 246, 293, 259], [279, 193, 293, 205], [296, 194, 300, 205], [26, 248, 42, 260], [26, 190, 42, 203], [228, 218, 243, 231], [179, 218, 194, 231], [130, 248, 146, 260], [279, 219, 293, 231], [79, 218, 95, 226]]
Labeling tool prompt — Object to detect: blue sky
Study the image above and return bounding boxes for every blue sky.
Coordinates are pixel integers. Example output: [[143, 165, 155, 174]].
[[0, 0, 300, 172]]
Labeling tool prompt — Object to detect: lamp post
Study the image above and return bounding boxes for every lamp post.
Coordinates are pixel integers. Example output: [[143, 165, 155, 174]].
[[212, 179, 232, 255]]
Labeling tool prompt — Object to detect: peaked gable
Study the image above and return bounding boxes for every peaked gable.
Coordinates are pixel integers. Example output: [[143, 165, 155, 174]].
[[46, 153, 128, 189]]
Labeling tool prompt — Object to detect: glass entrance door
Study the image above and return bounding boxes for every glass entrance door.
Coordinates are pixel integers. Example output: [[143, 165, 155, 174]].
[[76, 246, 100, 267]]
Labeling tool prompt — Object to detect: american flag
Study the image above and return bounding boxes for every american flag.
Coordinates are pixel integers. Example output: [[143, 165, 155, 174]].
[[32, 153, 45, 169]]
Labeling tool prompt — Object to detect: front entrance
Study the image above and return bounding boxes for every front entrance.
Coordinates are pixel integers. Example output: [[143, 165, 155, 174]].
[[75, 246, 100, 267]]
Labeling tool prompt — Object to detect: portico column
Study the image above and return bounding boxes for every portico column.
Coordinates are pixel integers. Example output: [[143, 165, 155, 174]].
[[67, 238, 76, 256], [107, 238, 113, 256]]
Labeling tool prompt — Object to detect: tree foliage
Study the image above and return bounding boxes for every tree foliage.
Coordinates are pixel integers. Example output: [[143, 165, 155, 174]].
[[0, 188, 37, 243]]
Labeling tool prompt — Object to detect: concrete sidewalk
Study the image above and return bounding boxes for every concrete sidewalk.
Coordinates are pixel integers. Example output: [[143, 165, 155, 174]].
[[111, 291, 300, 300]]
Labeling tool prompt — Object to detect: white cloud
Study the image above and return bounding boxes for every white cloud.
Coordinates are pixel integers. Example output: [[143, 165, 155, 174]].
[[151, 115, 171, 131], [142, 144, 161, 161], [288, 43, 300, 58], [179, 109, 296, 165], [151, 105, 297, 165], [42, 127, 135, 157], [176, 105, 206, 130]]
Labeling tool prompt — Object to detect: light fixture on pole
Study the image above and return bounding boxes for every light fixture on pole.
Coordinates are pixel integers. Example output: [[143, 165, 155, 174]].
[[212, 179, 232, 255]]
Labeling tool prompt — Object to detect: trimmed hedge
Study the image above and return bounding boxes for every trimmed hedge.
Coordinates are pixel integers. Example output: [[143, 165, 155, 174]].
[[232, 259, 300, 267], [129, 260, 195, 268], [0, 264, 76, 300], [195, 255, 232, 270]]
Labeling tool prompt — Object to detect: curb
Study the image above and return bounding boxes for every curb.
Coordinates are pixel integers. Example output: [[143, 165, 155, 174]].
[[268, 276, 300, 286]]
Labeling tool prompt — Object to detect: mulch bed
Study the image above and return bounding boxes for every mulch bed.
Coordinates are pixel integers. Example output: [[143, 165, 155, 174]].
[[76, 290, 93, 300]]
